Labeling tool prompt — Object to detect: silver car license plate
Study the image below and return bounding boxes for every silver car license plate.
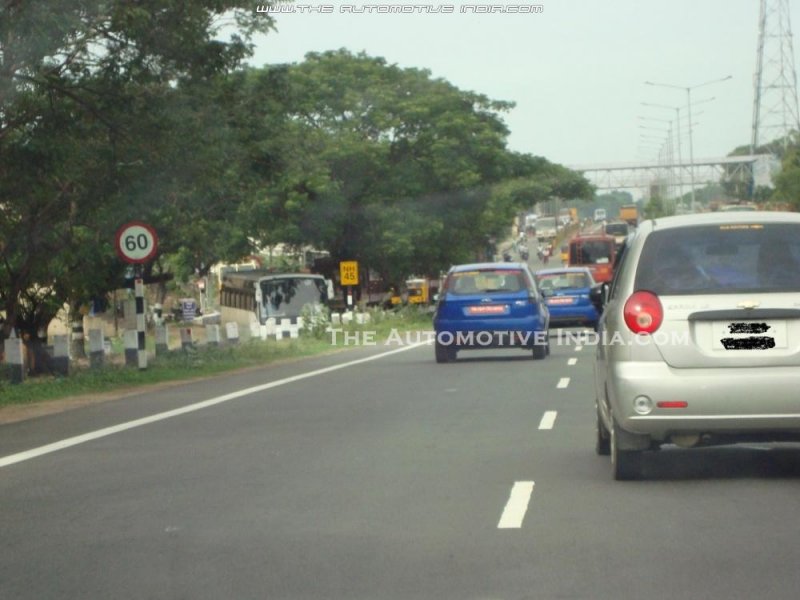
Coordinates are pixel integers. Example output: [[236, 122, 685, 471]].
[[712, 320, 787, 350]]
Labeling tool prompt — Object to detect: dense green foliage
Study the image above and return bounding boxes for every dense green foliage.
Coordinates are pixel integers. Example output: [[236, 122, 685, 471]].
[[236, 51, 592, 286], [725, 134, 799, 207], [0, 1, 274, 340], [771, 135, 800, 210], [0, 5, 591, 348]]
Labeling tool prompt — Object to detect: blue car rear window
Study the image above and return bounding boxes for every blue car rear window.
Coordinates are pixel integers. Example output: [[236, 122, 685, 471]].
[[537, 272, 591, 290], [447, 270, 526, 295]]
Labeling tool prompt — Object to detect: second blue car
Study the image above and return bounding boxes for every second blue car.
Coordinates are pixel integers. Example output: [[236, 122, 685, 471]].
[[534, 267, 600, 329]]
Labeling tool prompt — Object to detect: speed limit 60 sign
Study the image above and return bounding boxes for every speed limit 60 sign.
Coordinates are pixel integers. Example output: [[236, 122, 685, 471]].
[[115, 221, 159, 264]]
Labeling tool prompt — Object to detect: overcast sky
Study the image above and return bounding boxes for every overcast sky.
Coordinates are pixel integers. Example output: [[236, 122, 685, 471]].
[[247, 0, 797, 169]]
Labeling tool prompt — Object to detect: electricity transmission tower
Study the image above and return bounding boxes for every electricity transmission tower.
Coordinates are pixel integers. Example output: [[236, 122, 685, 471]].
[[751, 0, 800, 152]]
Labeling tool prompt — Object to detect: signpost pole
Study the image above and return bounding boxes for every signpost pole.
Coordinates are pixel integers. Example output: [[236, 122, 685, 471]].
[[339, 261, 359, 313], [116, 221, 158, 371], [134, 266, 147, 370]]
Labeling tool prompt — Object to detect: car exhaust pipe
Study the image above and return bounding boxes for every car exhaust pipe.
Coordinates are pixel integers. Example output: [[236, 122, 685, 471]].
[[671, 433, 701, 448]]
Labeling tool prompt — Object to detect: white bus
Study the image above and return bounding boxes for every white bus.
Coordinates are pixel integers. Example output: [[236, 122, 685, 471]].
[[219, 271, 332, 326]]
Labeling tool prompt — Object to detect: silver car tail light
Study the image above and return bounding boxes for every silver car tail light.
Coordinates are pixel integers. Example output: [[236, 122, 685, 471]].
[[623, 291, 663, 334]]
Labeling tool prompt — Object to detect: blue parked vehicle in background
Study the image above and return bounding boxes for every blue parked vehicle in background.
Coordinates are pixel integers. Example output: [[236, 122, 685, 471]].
[[432, 262, 550, 363]]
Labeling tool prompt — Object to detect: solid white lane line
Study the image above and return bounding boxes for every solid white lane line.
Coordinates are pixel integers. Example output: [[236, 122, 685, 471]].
[[0, 342, 427, 469], [567, 358, 578, 366], [575, 345, 583, 352], [498, 481, 535, 529], [557, 377, 570, 389], [538, 411, 558, 430]]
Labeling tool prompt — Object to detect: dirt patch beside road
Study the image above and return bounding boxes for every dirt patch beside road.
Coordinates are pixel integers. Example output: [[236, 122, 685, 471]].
[[0, 381, 191, 425]]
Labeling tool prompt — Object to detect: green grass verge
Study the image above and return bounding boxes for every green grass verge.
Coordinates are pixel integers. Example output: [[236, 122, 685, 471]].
[[0, 308, 434, 407]]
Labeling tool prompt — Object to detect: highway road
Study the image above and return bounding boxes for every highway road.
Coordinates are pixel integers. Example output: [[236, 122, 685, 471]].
[[3, 329, 800, 599]]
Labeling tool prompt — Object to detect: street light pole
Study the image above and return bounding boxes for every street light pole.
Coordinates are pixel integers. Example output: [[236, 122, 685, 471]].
[[642, 98, 716, 212], [644, 76, 732, 212], [642, 104, 685, 208], [686, 88, 697, 211], [639, 117, 677, 204]]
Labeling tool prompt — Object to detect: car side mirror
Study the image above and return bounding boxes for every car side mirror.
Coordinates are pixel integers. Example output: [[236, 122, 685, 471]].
[[590, 283, 608, 311]]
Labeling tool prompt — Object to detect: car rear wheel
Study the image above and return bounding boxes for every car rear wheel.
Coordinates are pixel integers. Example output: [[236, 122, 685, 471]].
[[610, 418, 642, 480], [435, 341, 456, 363], [532, 341, 547, 360], [596, 407, 610, 456]]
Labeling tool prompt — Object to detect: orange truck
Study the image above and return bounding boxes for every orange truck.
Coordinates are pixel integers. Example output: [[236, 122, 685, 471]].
[[568, 234, 617, 283], [619, 204, 639, 227]]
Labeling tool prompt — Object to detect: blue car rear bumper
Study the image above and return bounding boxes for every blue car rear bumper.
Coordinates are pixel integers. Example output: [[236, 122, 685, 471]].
[[546, 303, 598, 327], [433, 315, 548, 348]]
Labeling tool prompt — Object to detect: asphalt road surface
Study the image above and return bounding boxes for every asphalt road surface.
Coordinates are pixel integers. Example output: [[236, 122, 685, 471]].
[[3, 331, 800, 599]]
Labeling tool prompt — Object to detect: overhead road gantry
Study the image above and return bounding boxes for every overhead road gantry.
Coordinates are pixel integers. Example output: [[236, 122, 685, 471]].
[[569, 154, 777, 191]]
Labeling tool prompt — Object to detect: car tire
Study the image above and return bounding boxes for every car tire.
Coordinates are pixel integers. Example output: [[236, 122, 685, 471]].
[[596, 407, 610, 456], [532, 340, 547, 360], [610, 418, 642, 481], [435, 341, 456, 363]]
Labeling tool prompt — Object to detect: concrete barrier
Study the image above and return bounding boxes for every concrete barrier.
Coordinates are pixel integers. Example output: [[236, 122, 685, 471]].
[[52, 334, 70, 376], [88, 328, 105, 368], [155, 325, 169, 355], [225, 322, 239, 345], [4, 335, 25, 383], [206, 324, 221, 347]]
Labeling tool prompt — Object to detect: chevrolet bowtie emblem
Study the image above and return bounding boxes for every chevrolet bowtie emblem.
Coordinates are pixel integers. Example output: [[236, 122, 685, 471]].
[[737, 300, 760, 310]]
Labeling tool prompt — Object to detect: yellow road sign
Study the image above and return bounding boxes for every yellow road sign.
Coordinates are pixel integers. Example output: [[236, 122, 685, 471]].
[[340, 261, 359, 286]]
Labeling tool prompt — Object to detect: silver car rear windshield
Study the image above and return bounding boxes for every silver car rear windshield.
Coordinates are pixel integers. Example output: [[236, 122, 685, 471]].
[[635, 223, 800, 295]]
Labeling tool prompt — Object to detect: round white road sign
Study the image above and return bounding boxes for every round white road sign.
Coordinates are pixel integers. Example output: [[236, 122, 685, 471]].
[[115, 221, 159, 264]]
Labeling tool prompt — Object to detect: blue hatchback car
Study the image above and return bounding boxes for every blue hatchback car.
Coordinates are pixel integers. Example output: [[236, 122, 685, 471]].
[[534, 267, 599, 329], [433, 262, 550, 362]]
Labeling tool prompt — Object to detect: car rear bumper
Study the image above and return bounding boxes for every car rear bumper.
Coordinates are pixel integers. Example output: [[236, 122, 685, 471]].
[[547, 304, 597, 327], [433, 316, 548, 348], [608, 361, 800, 436]]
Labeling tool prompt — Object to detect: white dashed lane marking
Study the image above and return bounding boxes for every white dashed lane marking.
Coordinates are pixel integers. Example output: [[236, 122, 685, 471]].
[[567, 358, 577, 366], [575, 345, 583, 352], [556, 377, 570, 389], [538, 411, 558, 430], [498, 481, 535, 529]]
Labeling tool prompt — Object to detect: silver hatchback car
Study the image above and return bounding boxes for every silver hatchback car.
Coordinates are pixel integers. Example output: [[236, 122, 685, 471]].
[[594, 211, 800, 480]]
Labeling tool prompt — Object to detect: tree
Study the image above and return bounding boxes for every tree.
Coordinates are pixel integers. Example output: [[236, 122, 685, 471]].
[[716, 133, 799, 208], [241, 50, 592, 283], [772, 142, 800, 210], [0, 1, 274, 349]]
